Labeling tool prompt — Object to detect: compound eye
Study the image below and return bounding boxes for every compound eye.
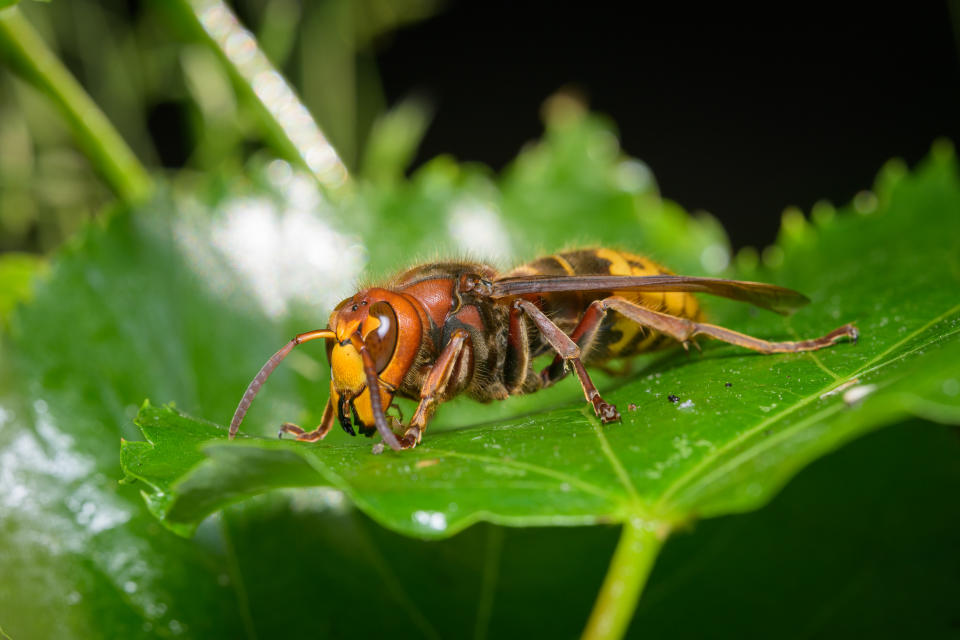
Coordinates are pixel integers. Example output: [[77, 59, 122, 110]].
[[365, 301, 398, 372]]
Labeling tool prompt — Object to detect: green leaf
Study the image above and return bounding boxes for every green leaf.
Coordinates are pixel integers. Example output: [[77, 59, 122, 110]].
[[0, 109, 726, 636], [0, 251, 45, 327], [0, 213, 256, 637], [630, 419, 960, 638], [3, 105, 958, 637], [360, 96, 433, 182], [122, 141, 960, 540], [147, 419, 960, 639]]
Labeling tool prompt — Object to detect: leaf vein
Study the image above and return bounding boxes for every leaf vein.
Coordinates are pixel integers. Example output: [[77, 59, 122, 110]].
[[352, 519, 442, 640], [219, 517, 259, 640], [656, 303, 960, 511], [786, 324, 843, 381], [678, 400, 848, 500], [585, 411, 641, 503], [473, 525, 504, 640], [851, 303, 960, 377], [428, 448, 619, 500]]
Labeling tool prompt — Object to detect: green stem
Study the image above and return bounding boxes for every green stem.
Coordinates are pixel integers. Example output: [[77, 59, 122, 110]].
[[582, 517, 664, 640], [0, 7, 152, 203], [163, 0, 350, 193]]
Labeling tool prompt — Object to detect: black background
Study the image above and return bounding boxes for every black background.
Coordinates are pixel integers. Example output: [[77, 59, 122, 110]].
[[374, 4, 960, 249]]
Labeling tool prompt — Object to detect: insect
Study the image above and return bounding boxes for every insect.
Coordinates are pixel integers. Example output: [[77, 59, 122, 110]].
[[228, 249, 858, 451]]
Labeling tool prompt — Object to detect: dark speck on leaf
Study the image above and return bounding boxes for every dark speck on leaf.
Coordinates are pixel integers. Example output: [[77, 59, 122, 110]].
[[668, 395, 680, 403], [763, 429, 772, 437], [725, 382, 732, 388]]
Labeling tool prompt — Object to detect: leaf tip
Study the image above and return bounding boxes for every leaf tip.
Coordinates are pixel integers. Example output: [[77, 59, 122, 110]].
[[931, 137, 955, 163]]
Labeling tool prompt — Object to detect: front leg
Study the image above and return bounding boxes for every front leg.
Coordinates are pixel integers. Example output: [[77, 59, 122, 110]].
[[278, 398, 335, 441], [403, 329, 472, 448]]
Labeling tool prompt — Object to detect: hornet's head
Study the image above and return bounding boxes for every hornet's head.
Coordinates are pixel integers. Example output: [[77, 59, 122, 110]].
[[326, 288, 423, 436], [227, 287, 423, 451]]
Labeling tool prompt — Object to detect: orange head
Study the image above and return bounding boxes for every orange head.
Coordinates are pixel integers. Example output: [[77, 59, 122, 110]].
[[326, 288, 423, 436], [227, 287, 423, 451]]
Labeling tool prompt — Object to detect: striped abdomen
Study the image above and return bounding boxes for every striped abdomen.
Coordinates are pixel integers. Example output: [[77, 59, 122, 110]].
[[508, 248, 703, 361]]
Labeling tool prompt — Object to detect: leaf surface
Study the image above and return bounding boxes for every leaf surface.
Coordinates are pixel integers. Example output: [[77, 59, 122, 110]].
[[123, 141, 960, 538], [2, 109, 958, 637]]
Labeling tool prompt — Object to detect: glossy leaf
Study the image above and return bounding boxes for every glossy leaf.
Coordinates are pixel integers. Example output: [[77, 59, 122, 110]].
[[0, 111, 725, 637], [128, 419, 960, 639], [123, 144, 960, 539], [2, 107, 958, 638]]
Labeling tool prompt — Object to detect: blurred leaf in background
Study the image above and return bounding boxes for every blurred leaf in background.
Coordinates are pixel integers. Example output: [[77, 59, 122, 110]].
[[0, 251, 43, 325], [0, 0, 442, 254]]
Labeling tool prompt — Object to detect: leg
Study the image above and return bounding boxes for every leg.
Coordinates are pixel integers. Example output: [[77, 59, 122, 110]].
[[601, 296, 858, 353], [541, 299, 607, 386], [278, 398, 334, 442], [514, 300, 620, 423], [403, 329, 472, 448]]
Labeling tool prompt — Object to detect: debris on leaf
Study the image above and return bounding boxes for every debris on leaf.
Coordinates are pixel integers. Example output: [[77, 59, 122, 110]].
[[820, 378, 859, 400], [843, 384, 877, 406]]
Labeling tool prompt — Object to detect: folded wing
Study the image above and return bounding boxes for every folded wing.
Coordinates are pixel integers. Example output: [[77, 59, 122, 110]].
[[490, 275, 810, 315]]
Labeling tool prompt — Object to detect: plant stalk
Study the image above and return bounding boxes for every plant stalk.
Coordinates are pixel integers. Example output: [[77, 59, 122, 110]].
[[581, 517, 664, 640], [164, 0, 350, 194], [0, 7, 152, 203]]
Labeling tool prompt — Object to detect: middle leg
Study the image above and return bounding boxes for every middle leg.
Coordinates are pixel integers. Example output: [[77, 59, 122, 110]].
[[540, 299, 608, 386]]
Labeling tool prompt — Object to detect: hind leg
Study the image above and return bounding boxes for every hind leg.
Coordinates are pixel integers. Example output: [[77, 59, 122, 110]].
[[600, 296, 857, 353]]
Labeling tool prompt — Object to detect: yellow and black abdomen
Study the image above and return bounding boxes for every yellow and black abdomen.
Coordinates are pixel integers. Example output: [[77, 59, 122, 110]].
[[508, 248, 703, 362]]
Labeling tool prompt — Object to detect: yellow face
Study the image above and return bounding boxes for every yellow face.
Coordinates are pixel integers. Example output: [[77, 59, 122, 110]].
[[326, 290, 401, 433], [329, 340, 366, 393], [328, 340, 393, 430]]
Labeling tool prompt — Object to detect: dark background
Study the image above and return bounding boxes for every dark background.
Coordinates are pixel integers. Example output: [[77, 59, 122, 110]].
[[9, 3, 958, 254], [373, 4, 960, 249]]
